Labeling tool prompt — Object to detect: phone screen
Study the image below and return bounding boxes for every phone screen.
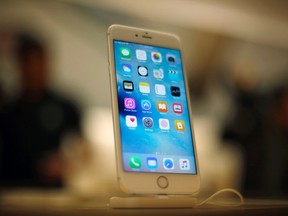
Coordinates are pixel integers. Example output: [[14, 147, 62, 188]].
[[113, 40, 197, 175]]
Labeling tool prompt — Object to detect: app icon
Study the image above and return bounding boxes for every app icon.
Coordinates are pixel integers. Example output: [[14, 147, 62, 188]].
[[179, 159, 190, 170], [138, 66, 148, 77], [151, 52, 162, 63], [143, 117, 154, 128], [157, 101, 168, 112], [175, 120, 185, 131], [122, 64, 132, 73], [141, 99, 152, 111], [147, 157, 158, 169], [173, 103, 183, 114], [155, 84, 166, 95], [167, 54, 176, 63], [120, 47, 131, 59], [136, 49, 147, 61], [129, 156, 141, 169], [171, 86, 180, 97], [163, 158, 174, 170], [168, 69, 179, 80], [123, 81, 134, 91], [126, 115, 137, 127], [139, 82, 150, 94], [153, 68, 164, 79], [124, 98, 136, 109], [159, 118, 170, 130]]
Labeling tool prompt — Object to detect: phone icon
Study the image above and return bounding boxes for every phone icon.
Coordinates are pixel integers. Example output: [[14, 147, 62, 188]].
[[121, 47, 131, 59], [159, 118, 170, 130], [157, 101, 168, 112], [143, 117, 154, 128], [138, 66, 148, 77], [155, 84, 166, 95], [123, 81, 134, 91], [126, 115, 137, 127], [136, 49, 147, 61], [163, 158, 174, 170], [173, 103, 183, 114], [124, 98, 136, 109], [147, 157, 158, 169], [139, 82, 150, 93], [130, 156, 141, 168], [175, 120, 185, 131], [179, 159, 190, 170], [171, 86, 180, 97], [151, 52, 162, 63]]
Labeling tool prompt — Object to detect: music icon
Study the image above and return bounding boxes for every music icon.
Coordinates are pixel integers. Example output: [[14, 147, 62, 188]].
[[124, 98, 136, 109], [179, 159, 190, 170]]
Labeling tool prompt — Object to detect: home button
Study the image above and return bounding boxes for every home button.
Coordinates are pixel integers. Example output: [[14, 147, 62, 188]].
[[157, 176, 169, 189]]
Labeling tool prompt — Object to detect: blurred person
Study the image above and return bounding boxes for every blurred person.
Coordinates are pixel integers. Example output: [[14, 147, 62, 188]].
[[222, 72, 266, 197], [222, 73, 288, 198], [262, 84, 288, 197], [0, 33, 81, 188], [0, 29, 13, 108]]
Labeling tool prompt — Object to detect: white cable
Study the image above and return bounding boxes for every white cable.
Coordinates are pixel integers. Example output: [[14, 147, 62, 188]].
[[108, 188, 244, 208], [196, 188, 244, 207]]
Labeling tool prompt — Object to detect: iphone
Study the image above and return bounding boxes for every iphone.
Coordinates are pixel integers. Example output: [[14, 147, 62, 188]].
[[107, 24, 200, 195]]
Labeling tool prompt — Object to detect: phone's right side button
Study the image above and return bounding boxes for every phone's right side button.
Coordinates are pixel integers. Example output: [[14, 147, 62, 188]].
[[157, 176, 169, 189]]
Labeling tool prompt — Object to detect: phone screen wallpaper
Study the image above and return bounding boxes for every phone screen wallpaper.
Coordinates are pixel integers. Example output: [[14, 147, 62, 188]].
[[113, 40, 197, 174]]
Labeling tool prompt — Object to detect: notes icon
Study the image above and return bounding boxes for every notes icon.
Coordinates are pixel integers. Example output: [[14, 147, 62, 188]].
[[139, 82, 150, 94]]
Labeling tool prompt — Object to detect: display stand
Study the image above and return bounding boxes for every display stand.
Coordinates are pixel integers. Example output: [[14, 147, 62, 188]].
[[109, 195, 198, 209], [108, 188, 244, 208]]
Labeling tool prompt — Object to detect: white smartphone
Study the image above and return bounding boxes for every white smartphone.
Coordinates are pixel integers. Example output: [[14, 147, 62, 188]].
[[107, 24, 200, 195]]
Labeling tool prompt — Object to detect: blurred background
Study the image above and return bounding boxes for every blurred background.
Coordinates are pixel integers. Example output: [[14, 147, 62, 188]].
[[0, 0, 288, 207]]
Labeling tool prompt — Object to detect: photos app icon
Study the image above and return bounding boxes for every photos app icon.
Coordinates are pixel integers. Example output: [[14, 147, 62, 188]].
[[151, 52, 162, 63]]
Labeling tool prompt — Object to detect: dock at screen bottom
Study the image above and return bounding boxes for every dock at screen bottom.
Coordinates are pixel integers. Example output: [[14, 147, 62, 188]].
[[123, 153, 196, 174]]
